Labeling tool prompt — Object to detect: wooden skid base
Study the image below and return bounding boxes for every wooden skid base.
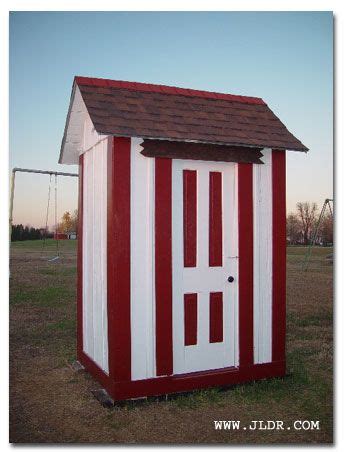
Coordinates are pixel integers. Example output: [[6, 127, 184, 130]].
[[79, 351, 286, 402]]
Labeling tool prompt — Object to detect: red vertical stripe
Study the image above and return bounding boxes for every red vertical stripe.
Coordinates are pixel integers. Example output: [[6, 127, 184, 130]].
[[77, 154, 84, 360], [183, 170, 197, 267], [272, 151, 286, 363], [184, 294, 198, 346], [238, 163, 254, 367], [209, 172, 223, 267], [209, 292, 223, 343], [155, 158, 173, 376], [107, 137, 131, 381]]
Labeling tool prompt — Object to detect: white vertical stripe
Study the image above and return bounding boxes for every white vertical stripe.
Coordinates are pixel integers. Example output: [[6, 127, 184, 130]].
[[197, 168, 209, 349], [100, 141, 109, 373], [172, 159, 184, 374], [197, 168, 209, 271], [82, 155, 89, 354], [130, 137, 156, 380], [225, 164, 239, 367], [83, 150, 94, 359], [92, 148, 101, 364], [82, 138, 108, 373], [253, 148, 273, 364]]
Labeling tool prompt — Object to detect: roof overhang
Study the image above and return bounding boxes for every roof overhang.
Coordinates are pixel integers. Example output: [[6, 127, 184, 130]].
[[59, 83, 108, 165], [59, 82, 83, 164], [59, 76, 309, 164]]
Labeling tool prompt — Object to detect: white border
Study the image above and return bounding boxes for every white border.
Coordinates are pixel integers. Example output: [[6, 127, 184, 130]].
[[3, 4, 340, 451]]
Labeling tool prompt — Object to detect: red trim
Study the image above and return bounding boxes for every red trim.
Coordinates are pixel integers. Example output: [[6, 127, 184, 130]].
[[238, 164, 254, 367], [79, 351, 114, 395], [184, 294, 198, 346], [183, 170, 197, 267], [155, 158, 173, 376], [112, 361, 285, 401], [75, 76, 265, 105], [272, 151, 286, 362], [80, 346, 285, 402], [80, 349, 285, 402], [209, 171, 223, 267], [209, 292, 223, 343], [77, 154, 84, 360], [107, 137, 131, 381]]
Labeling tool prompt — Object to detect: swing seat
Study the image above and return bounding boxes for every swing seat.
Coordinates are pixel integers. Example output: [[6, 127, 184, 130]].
[[42, 173, 60, 262], [47, 256, 60, 262]]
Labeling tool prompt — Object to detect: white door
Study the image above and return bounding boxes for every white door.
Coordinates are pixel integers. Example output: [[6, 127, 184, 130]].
[[172, 159, 238, 374]]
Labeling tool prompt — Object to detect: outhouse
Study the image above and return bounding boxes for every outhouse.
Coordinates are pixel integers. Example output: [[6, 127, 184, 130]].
[[59, 76, 308, 401]]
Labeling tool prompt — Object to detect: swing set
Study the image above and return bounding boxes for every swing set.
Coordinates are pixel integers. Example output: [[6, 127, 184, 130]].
[[302, 198, 334, 271], [9, 167, 79, 261]]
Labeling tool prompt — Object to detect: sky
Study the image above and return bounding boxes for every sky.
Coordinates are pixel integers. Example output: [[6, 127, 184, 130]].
[[9, 11, 333, 227]]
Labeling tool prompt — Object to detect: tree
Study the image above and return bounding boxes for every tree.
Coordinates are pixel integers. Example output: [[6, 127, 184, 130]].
[[58, 211, 74, 234], [286, 213, 302, 244], [17, 224, 24, 240], [71, 209, 78, 233], [11, 224, 20, 241], [296, 202, 318, 245], [319, 212, 333, 245], [22, 225, 30, 241], [11, 224, 43, 241]]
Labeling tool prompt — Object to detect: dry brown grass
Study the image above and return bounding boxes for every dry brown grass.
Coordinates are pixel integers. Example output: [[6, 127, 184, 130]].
[[9, 241, 333, 444]]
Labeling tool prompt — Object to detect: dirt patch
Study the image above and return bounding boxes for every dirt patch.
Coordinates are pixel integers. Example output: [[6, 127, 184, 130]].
[[9, 241, 333, 443]]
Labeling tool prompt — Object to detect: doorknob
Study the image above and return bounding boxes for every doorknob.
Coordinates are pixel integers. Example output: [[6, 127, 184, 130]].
[[227, 276, 234, 283]]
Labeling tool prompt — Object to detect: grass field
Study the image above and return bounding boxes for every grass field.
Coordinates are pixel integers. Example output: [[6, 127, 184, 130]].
[[9, 240, 333, 444]]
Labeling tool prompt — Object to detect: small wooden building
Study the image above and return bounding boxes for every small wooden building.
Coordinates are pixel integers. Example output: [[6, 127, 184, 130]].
[[54, 232, 68, 240], [59, 76, 307, 401]]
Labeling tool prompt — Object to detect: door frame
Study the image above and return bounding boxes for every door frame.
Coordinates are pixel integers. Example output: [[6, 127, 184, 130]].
[[171, 159, 239, 375]]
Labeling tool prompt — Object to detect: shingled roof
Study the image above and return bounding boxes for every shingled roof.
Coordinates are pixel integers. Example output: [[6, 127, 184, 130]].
[[60, 76, 308, 164]]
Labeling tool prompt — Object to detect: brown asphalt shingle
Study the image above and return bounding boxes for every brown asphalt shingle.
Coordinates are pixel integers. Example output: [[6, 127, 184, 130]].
[[75, 77, 308, 152]]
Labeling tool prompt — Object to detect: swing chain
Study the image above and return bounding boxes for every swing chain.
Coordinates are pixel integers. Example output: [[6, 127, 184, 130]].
[[42, 173, 60, 261], [42, 174, 52, 254], [54, 174, 60, 257]]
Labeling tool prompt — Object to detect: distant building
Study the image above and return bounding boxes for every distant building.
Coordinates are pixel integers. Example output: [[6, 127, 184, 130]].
[[54, 232, 68, 240]]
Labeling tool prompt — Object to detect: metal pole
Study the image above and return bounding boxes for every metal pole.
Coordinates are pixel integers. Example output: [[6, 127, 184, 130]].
[[13, 167, 78, 177], [327, 199, 333, 218], [9, 169, 16, 243]]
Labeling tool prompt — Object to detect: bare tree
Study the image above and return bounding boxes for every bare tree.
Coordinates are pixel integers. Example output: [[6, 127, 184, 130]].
[[286, 212, 302, 244], [71, 209, 78, 233], [296, 202, 318, 245], [319, 212, 333, 245]]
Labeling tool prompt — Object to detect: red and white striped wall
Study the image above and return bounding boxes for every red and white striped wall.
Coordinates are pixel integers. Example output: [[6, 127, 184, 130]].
[[77, 133, 286, 401]]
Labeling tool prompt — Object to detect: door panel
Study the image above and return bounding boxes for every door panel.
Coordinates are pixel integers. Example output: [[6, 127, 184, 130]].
[[209, 292, 223, 343], [172, 160, 238, 374], [183, 170, 197, 267], [209, 171, 223, 267], [184, 293, 198, 346]]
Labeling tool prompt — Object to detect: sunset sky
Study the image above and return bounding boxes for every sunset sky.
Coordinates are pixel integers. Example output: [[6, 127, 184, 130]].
[[9, 11, 333, 228]]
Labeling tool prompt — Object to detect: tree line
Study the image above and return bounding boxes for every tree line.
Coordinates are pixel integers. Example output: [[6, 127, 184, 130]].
[[287, 202, 333, 246], [11, 224, 48, 241], [11, 210, 78, 241], [11, 204, 333, 246]]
